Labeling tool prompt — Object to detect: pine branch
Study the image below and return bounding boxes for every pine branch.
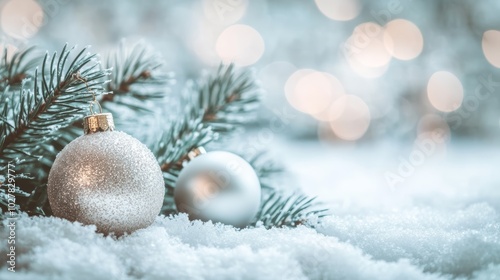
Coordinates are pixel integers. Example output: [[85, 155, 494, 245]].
[[157, 64, 260, 174], [0, 173, 48, 217], [247, 152, 284, 190], [102, 41, 173, 111], [252, 192, 329, 229], [0, 45, 110, 167], [156, 107, 216, 185], [156, 107, 216, 215], [0, 46, 41, 91], [156, 64, 260, 215], [24, 183, 49, 216], [249, 153, 328, 228], [198, 64, 261, 132]]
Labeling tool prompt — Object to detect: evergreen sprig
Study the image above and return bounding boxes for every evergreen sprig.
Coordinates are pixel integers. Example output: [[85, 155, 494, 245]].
[[0, 45, 109, 167], [157, 64, 260, 174], [0, 46, 40, 91], [156, 64, 259, 187], [103, 41, 172, 111], [156, 108, 215, 185], [253, 192, 328, 228], [155, 64, 261, 214], [248, 152, 284, 190], [248, 153, 327, 228], [198, 64, 261, 132]]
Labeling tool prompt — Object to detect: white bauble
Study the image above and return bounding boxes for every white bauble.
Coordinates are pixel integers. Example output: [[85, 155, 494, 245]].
[[174, 151, 261, 227], [47, 129, 165, 236]]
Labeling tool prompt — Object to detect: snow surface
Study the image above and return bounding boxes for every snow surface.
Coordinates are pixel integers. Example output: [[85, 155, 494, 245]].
[[1, 208, 499, 280], [1, 140, 500, 279]]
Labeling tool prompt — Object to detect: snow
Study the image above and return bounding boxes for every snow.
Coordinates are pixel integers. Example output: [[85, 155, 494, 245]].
[[1, 140, 500, 279], [1, 205, 499, 279]]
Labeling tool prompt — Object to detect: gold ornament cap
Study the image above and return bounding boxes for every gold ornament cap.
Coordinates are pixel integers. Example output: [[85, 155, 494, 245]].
[[179, 147, 207, 167], [83, 113, 115, 135], [187, 146, 206, 160]]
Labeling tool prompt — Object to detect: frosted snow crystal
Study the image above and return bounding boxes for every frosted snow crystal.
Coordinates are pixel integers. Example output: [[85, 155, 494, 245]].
[[1, 204, 499, 280]]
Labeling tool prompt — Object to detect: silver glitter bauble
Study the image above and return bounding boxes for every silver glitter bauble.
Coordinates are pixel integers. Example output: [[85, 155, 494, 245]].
[[174, 151, 261, 227], [47, 113, 164, 235]]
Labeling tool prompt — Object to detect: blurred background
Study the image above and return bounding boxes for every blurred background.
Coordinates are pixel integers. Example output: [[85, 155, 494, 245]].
[[2, 0, 500, 211]]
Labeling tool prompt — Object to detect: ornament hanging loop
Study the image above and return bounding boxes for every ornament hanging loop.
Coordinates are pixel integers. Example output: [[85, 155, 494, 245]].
[[73, 72, 115, 134], [88, 100, 103, 115], [72, 72, 103, 115]]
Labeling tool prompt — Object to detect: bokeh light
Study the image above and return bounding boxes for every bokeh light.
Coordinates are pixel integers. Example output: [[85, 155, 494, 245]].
[[383, 19, 424, 60], [285, 70, 345, 116], [427, 71, 464, 112], [329, 95, 371, 141], [284, 68, 314, 111], [216, 24, 265, 66], [314, 0, 361, 21], [202, 0, 248, 26], [311, 75, 346, 121], [1, 0, 43, 39], [482, 29, 500, 68], [345, 22, 392, 69], [345, 55, 390, 78], [293, 72, 337, 115]]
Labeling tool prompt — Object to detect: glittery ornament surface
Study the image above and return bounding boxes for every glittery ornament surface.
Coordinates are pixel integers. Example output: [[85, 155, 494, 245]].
[[174, 151, 261, 227], [47, 131, 165, 235]]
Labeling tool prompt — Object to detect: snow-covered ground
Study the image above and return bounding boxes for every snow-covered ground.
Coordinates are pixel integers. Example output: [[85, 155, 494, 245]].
[[1, 140, 499, 279]]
